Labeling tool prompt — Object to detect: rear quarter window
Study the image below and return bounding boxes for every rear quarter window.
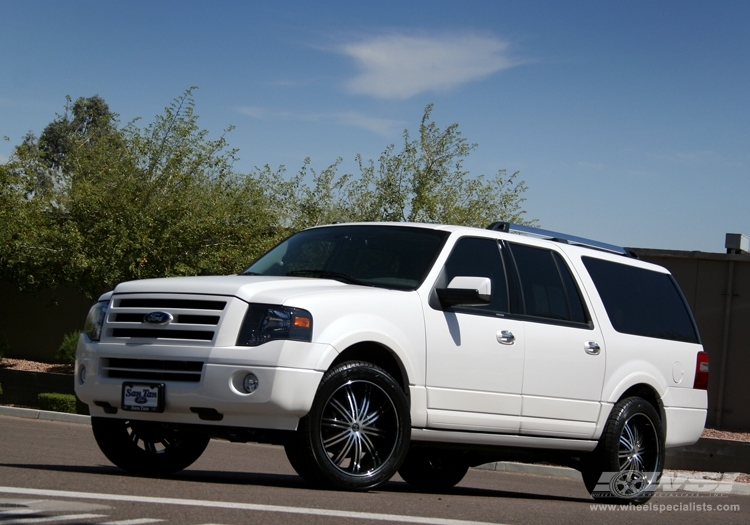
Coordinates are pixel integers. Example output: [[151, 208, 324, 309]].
[[582, 257, 699, 344]]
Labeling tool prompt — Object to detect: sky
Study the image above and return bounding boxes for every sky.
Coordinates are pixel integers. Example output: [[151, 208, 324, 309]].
[[1, 0, 748, 253]]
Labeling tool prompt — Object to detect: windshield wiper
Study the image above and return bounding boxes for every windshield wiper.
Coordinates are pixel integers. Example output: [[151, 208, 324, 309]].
[[286, 270, 367, 286]]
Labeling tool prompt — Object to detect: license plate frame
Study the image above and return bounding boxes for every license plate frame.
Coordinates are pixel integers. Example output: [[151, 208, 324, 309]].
[[121, 382, 165, 413]]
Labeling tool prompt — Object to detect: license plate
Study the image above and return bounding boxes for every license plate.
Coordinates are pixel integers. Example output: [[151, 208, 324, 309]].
[[121, 383, 165, 413]]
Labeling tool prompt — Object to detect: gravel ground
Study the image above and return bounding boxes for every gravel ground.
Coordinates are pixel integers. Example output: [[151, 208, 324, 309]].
[[1, 358, 73, 374]]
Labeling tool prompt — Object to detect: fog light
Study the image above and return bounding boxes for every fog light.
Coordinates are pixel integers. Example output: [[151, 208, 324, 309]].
[[78, 365, 87, 385], [243, 373, 259, 394]]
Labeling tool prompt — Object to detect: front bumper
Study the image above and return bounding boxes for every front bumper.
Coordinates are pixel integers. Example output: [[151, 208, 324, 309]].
[[75, 338, 331, 431]]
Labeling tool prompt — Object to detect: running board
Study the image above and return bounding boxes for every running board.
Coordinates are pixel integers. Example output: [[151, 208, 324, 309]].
[[411, 428, 598, 452]]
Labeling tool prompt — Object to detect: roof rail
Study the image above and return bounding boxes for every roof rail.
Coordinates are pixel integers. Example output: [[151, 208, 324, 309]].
[[486, 222, 637, 258]]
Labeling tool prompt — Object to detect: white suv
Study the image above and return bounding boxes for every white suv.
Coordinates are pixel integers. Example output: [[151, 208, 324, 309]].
[[75, 222, 708, 503]]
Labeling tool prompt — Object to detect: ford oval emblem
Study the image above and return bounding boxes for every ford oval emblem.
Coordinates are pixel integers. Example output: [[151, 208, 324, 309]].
[[143, 311, 173, 325]]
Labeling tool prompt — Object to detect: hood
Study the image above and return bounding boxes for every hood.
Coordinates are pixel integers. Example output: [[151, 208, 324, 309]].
[[112, 275, 354, 304]]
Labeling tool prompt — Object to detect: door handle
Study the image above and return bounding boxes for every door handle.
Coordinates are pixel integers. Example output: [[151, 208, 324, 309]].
[[497, 330, 515, 345], [585, 341, 601, 355]]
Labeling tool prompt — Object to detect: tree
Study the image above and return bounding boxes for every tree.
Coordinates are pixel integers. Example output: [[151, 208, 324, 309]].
[[262, 104, 535, 230], [351, 104, 533, 227], [38, 95, 114, 171], [0, 93, 534, 299], [0, 89, 278, 299]]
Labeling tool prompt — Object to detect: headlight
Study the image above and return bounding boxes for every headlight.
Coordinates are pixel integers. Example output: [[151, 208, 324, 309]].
[[83, 301, 108, 341], [236, 304, 313, 346]]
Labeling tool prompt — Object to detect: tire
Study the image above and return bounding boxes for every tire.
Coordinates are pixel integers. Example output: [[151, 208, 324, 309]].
[[91, 417, 210, 476], [582, 397, 665, 504], [284, 361, 410, 490], [398, 448, 469, 491]]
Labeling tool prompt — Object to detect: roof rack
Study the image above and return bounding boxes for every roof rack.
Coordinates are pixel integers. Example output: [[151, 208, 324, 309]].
[[486, 222, 637, 258]]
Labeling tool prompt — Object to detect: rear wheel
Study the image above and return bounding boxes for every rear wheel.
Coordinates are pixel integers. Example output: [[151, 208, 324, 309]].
[[582, 397, 665, 504], [285, 361, 410, 490], [398, 448, 469, 490], [91, 417, 209, 475]]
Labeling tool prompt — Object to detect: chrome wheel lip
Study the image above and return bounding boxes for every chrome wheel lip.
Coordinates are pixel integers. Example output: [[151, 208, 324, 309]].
[[318, 379, 399, 478]]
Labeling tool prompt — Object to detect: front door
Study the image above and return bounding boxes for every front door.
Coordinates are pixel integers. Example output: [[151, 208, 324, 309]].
[[424, 236, 525, 434]]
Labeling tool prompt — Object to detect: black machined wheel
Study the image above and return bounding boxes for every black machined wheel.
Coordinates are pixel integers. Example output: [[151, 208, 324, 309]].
[[91, 417, 210, 476], [284, 361, 410, 490], [398, 448, 469, 491], [582, 397, 665, 504]]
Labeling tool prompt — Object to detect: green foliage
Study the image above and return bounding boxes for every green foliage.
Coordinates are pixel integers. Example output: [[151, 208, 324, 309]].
[[263, 104, 535, 230], [0, 93, 533, 298], [39, 94, 114, 171], [38, 392, 76, 414], [55, 331, 80, 364], [1, 89, 279, 298], [0, 383, 3, 396]]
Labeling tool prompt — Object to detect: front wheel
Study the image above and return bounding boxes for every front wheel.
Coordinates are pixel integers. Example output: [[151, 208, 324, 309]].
[[91, 417, 210, 475], [285, 361, 410, 490], [582, 397, 665, 504]]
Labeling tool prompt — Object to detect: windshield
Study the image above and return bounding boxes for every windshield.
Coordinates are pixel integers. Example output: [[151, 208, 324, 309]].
[[243, 225, 449, 290]]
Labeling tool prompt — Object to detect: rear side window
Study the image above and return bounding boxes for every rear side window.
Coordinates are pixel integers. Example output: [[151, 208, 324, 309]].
[[582, 257, 699, 344], [508, 243, 589, 324]]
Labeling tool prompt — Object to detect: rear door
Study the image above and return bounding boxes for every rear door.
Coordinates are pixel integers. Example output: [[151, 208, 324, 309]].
[[505, 242, 606, 439]]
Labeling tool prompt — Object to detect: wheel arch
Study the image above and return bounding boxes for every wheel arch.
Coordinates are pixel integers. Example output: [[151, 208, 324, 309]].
[[328, 341, 410, 397], [615, 383, 667, 436]]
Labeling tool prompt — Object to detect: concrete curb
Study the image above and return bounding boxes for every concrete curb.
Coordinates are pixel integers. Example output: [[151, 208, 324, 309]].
[[476, 461, 582, 480], [0, 405, 90, 424], [474, 461, 750, 495]]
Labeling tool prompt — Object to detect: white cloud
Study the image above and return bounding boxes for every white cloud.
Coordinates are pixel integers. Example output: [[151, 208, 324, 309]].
[[237, 106, 275, 118], [332, 111, 401, 136], [340, 32, 519, 99], [237, 107, 402, 137]]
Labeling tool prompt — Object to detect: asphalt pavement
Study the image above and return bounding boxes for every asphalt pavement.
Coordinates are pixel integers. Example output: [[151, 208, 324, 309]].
[[3, 413, 749, 525]]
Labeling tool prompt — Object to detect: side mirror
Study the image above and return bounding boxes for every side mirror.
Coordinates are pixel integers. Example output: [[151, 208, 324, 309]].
[[436, 276, 492, 308]]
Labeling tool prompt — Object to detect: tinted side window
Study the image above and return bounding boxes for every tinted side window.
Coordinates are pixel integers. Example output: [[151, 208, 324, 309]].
[[443, 237, 508, 314], [509, 243, 588, 324], [582, 257, 699, 344], [553, 252, 588, 324]]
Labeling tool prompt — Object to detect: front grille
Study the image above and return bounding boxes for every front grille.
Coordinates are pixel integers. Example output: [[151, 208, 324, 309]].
[[105, 294, 231, 343], [118, 299, 226, 310], [113, 313, 220, 325], [111, 329, 214, 341], [104, 358, 204, 383]]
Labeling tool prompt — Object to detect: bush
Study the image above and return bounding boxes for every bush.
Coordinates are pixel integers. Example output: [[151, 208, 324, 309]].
[[55, 331, 80, 364], [38, 392, 77, 413], [0, 382, 3, 396], [37, 392, 89, 414]]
